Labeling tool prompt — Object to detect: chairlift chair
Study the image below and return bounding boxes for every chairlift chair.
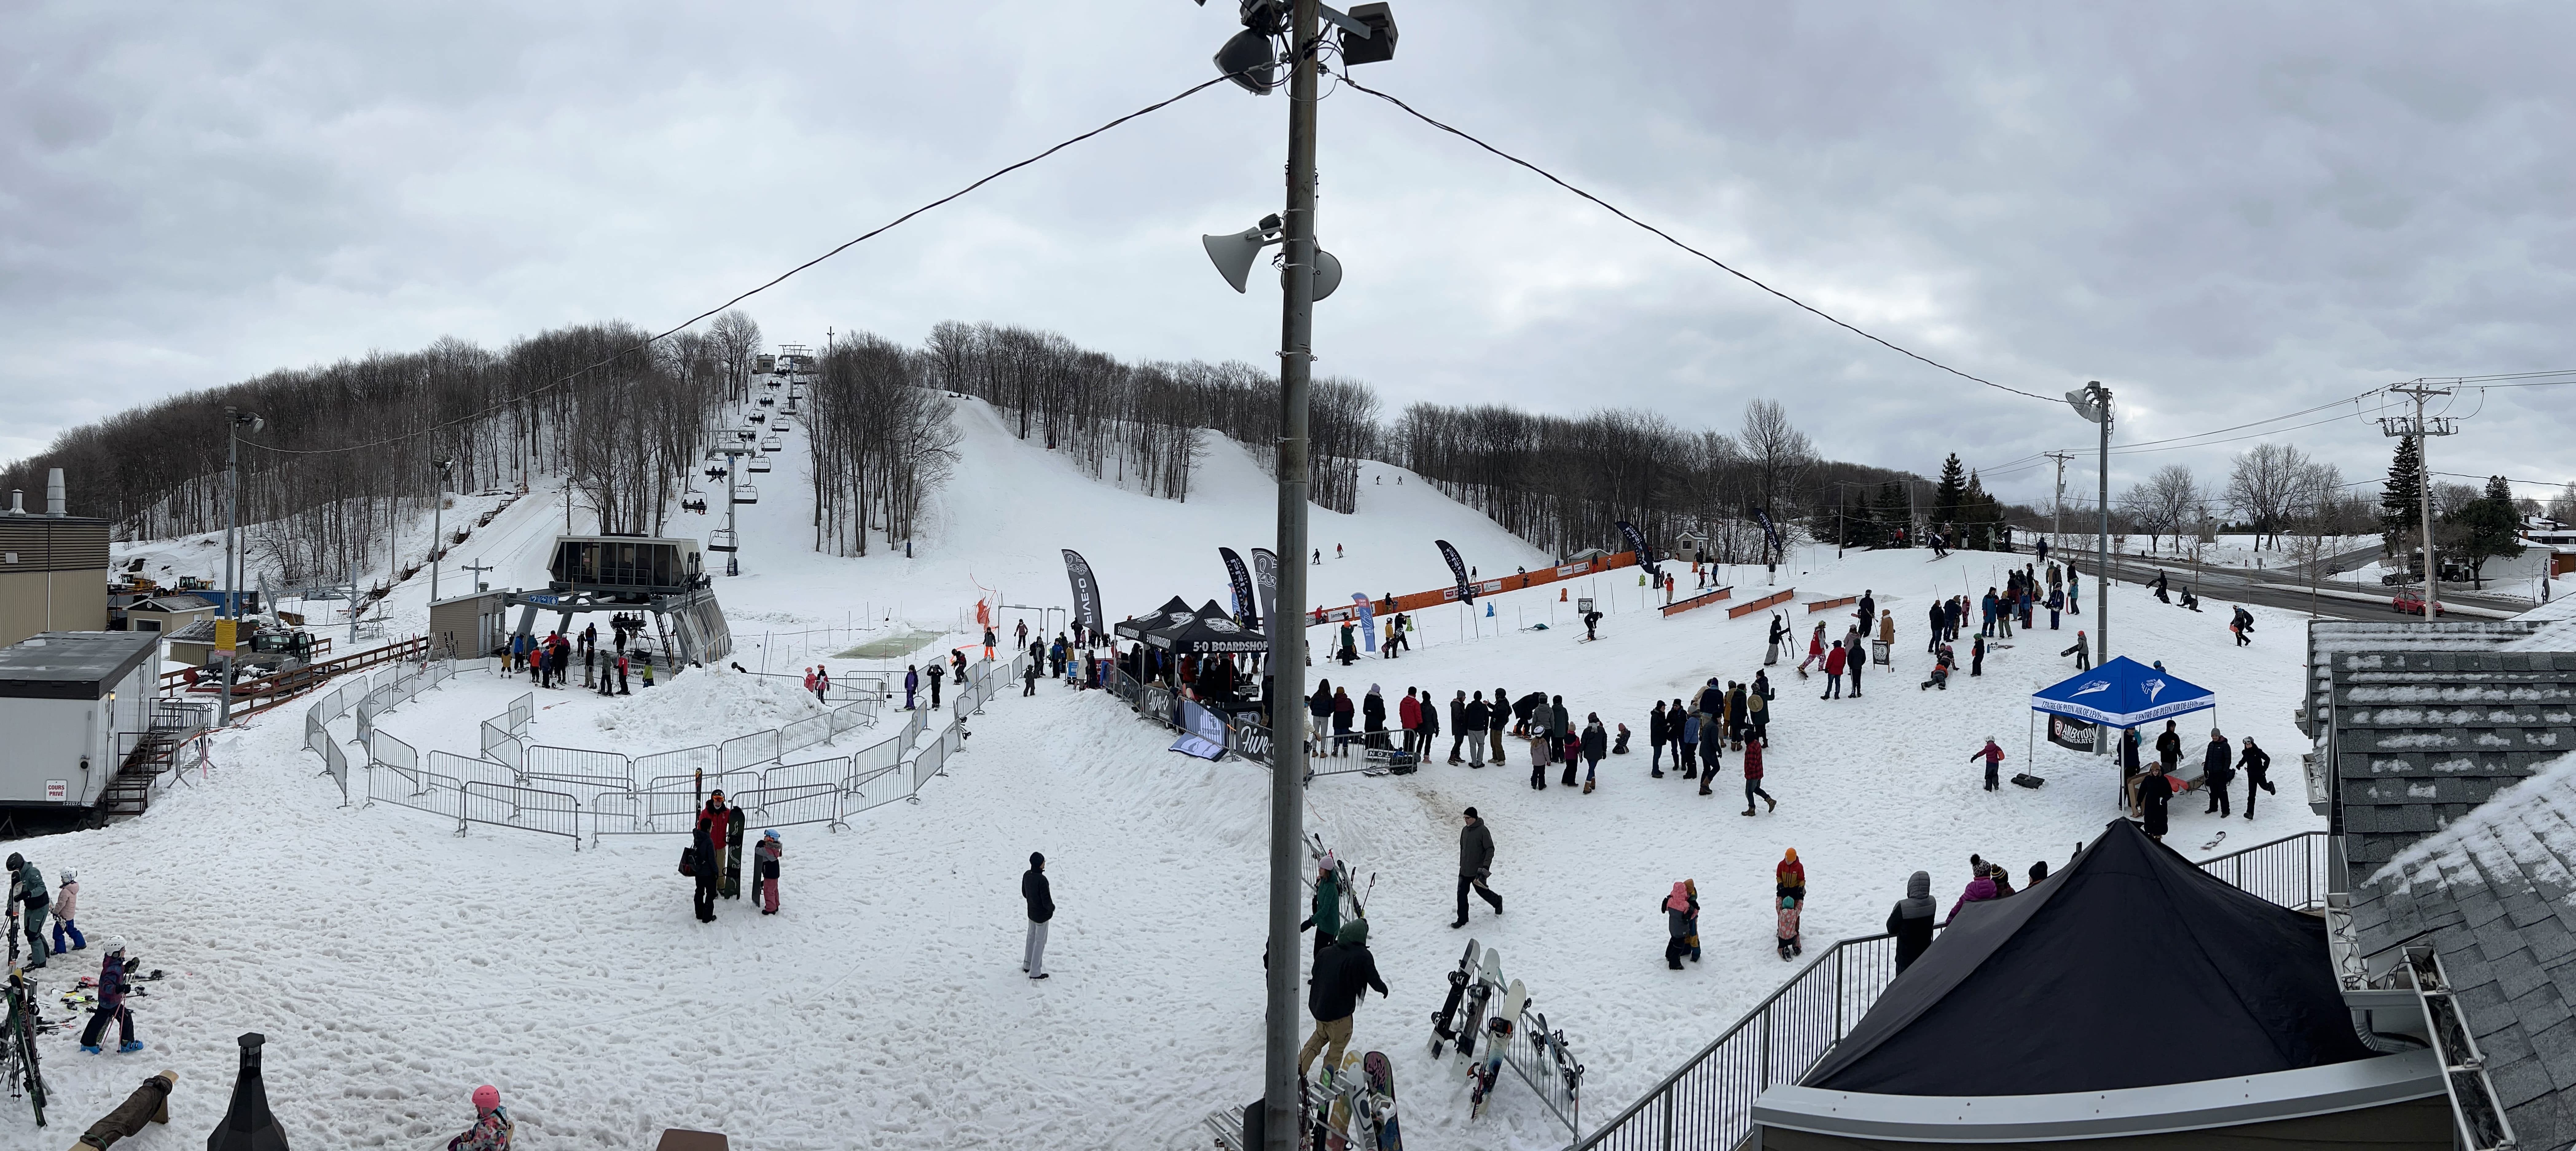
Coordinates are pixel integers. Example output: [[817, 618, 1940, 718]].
[[758, 395, 775, 407], [707, 528, 738, 553], [749, 412, 766, 424], [762, 436, 783, 452], [702, 464, 725, 479], [747, 455, 771, 474], [733, 483, 760, 505]]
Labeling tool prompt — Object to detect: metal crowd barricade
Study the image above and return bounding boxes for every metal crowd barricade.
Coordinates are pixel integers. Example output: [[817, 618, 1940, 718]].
[[370, 730, 419, 774], [1498, 1003, 1583, 1137], [779, 713, 830, 757], [459, 780, 581, 849], [364, 759, 463, 828], [523, 745, 637, 802], [506, 692, 535, 735], [320, 738, 351, 805], [720, 729, 781, 773], [635, 744, 718, 782], [908, 735, 947, 799], [842, 764, 913, 818], [731, 780, 846, 832]]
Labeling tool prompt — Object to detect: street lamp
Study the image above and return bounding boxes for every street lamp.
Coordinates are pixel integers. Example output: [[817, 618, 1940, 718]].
[[1189, 2, 1394, 1146], [2065, 380, 2112, 672], [217, 406, 263, 727]]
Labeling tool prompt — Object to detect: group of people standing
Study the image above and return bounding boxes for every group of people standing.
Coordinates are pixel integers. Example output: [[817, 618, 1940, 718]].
[[1644, 676, 1777, 814], [503, 621, 644, 694], [2123, 721, 2278, 837]]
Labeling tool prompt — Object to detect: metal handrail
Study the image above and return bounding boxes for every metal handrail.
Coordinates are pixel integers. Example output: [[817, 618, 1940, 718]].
[[1573, 828, 2337, 1150]]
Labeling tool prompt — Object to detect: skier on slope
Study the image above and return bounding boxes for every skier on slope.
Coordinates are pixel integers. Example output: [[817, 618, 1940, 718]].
[[1583, 608, 1603, 641]]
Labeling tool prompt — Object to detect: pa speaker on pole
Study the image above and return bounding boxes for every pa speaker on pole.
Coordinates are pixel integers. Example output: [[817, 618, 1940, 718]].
[[1204, 227, 1271, 294]]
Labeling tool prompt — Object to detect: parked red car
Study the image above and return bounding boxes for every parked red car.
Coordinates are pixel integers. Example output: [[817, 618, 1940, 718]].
[[2390, 593, 2447, 617]]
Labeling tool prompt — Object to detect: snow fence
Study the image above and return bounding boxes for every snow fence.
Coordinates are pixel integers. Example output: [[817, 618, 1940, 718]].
[[328, 653, 1024, 850]]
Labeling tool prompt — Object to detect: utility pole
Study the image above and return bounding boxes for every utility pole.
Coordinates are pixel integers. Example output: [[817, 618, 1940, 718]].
[[461, 559, 493, 593], [2044, 451, 2074, 555], [1263, 2, 1320, 1145], [429, 458, 454, 603], [2381, 382, 2458, 624]]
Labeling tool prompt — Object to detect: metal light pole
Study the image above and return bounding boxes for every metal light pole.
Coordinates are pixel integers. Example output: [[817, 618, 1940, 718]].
[[1262, 2, 1320, 1145], [2066, 382, 2112, 670], [429, 458, 454, 603], [217, 407, 261, 726]]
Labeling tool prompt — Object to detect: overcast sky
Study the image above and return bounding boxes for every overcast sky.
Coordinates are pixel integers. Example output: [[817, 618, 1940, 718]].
[[7, 2, 2572, 507]]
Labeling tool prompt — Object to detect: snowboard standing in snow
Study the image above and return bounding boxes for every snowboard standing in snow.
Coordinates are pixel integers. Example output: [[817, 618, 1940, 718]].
[[722, 815, 747, 899], [1363, 1050, 1402, 1150], [1470, 979, 1529, 1118], [1452, 947, 1501, 1080], [1429, 939, 1478, 1058]]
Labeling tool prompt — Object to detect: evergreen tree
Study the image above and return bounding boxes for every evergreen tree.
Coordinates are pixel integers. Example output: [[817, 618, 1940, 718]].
[[1874, 481, 1912, 547], [1961, 471, 1996, 550], [1932, 454, 1968, 537], [2379, 435, 2425, 559], [1840, 489, 1882, 548], [2451, 475, 2525, 588]]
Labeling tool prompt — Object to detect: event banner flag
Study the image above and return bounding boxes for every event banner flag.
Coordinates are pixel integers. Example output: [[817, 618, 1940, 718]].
[[1221, 547, 1258, 628], [2047, 714, 2098, 752], [1061, 550, 1104, 634], [1250, 548, 1279, 630], [1754, 509, 1783, 556], [1615, 521, 1660, 578], [1435, 539, 1475, 604], [1353, 593, 1378, 656]]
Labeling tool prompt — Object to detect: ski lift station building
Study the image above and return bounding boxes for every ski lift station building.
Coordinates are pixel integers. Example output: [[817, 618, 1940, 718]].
[[0, 470, 112, 648]]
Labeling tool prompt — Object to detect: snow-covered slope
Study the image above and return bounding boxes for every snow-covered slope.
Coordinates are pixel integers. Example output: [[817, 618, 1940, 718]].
[[26, 395, 2325, 1149]]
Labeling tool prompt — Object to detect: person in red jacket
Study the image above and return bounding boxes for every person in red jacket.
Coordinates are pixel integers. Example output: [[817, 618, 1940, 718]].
[[1820, 641, 1848, 700], [1775, 848, 1805, 902], [1971, 737, 2006, 792], [1741, 739, 1775, 815], [1398, 688, 1423, 758]]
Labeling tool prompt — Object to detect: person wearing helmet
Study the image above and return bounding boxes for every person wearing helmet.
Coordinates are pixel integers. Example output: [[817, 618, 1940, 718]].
[[753, 830, 783, 916], [79, 936, 141, 1054], [6, 852, 49, 970], [445, 1085, 513, 1151], [52, 868, 84, 954]]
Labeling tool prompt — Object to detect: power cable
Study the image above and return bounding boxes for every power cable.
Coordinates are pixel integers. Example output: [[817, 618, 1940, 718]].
[[241, 72, 1242, 457], [1334, 73, 2060, 404]]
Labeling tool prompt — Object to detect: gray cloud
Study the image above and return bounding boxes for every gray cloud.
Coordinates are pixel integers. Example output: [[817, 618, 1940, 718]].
[[5, 1, 2571, 505]]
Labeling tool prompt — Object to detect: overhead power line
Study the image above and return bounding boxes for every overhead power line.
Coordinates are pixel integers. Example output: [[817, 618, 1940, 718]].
[[1334, 73, 2060, 404], [243, 72, 1241, 457]]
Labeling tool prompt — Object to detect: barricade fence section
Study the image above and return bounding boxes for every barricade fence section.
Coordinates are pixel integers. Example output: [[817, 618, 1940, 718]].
[[460, 780, 582, 849], [721, 730, 782, 773], [370, 731, 418, 774]]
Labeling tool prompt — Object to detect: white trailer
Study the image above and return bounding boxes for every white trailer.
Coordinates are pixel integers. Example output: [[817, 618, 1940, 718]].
[[0, 631, 163, 807]]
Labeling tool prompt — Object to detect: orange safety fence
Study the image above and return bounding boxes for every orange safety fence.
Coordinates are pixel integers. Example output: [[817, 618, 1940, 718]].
[[1727, 589, 1795, 619], [1805, 595, 1858, 613], [1305, 552, 1640, 627]]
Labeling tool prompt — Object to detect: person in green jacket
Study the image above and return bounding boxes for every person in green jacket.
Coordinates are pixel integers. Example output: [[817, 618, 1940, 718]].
[[1301, 853, 1342, 964], [6, 853, 49, 969]]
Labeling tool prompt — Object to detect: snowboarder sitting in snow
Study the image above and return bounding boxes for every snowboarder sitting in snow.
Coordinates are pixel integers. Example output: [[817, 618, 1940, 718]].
[[753, 830, 783, 915], [1662, 881, 1700, 969], [446, 1085, 513, 1151], [1777, 894, 1802, 960], [2179, 585, 2201, 611]]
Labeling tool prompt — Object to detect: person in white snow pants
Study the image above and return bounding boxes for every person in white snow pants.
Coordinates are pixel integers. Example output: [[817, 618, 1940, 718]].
[[1022, 852, 1054, 979]]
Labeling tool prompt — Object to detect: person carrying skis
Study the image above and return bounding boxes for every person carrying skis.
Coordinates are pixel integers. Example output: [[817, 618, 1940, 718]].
[[79, 935, 142, 1053], [2239, 736, 2273, 819], [1887, 872, 1935, 972], [1297, 917, 1386, 1085], [2202, 728, 2234, 817], [445, 1085, 513, 1151], [52, 868, 83, 954], [1022, 852, 1053, 980], [1741, 738, 1775, 814], [1453, 807, 1503, 928], [1580, 713, 1607, 793], [1970, 736, 2006, 792], [7, 852, 49, 969], [1821, 641, 1847, 699], [1766, 615, 1788, 665], [753, 830, 783, 915], [1663, 881, 1700, 969], [1301, 853, 1343, 963]]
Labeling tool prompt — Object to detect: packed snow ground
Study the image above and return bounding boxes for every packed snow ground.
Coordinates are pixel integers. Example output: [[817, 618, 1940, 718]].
[[22, 397, 2323, 1149]]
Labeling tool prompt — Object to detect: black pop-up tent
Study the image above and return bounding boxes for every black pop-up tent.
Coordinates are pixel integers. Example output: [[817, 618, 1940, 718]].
[[1114, 596, 1196, 641], [1144, 600, 1268, 654], [1802, 819, 2370, 1096]]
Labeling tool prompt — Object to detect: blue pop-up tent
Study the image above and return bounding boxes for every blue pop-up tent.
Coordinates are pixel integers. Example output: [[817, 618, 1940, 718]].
[[2031, 656, 2216, 727], [2030, 656, 2217, 804]]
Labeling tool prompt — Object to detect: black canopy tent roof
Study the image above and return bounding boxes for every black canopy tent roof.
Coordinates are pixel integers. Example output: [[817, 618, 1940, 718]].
[[1113, 596, 1196, 641], [1803, 819, 2370, 1097], [1144, 600, 1268, 653]]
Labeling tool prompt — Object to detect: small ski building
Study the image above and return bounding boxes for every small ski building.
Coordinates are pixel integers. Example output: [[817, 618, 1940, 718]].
[[0, 632, 170, 808]]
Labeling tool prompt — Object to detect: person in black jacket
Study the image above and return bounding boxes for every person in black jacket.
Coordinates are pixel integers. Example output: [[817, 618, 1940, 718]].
[[1022, 852, 1054, 980], [2136, 769, 2174, 842], [1296, 918, 1387, 1082], [2155, 720, 2184, 773], [1579, 714, 1608, 793], [1886, 871, 1936, 973], [1362, 686, 1389, 752], [1647, 701, 1669, 775], [2201, 728, 2234, 817], [1488, 686, 1510, 765], [2238, 736, 2274, 819], [1447, 691, 1470, 764]]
